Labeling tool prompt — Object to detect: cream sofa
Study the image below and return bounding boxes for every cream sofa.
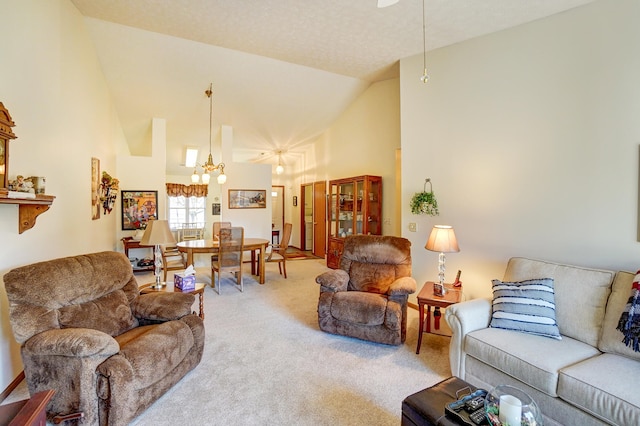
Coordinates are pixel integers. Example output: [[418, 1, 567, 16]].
[[445, 257, 640, 426]]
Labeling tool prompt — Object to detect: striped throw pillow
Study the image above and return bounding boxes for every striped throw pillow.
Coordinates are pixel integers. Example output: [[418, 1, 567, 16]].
[[489, 278, 562, 340]]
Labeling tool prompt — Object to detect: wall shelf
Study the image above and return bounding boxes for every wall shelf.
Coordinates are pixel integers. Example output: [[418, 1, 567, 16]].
[[0, 190, 56, 234]]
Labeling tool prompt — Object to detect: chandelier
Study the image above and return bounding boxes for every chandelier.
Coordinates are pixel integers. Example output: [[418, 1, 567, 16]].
[[192, 83, 226, 184], [275, 151, 284, 175]]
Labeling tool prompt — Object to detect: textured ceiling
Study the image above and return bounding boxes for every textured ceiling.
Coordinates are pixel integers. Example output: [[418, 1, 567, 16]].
[[70, 0, 595, 174]]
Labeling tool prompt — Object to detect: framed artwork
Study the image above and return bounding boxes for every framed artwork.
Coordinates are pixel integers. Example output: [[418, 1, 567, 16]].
[[212, 203, 221, 215], [121, 190, 158, 230], [91, 157, 100, 220], [228, 189, 266, 209]]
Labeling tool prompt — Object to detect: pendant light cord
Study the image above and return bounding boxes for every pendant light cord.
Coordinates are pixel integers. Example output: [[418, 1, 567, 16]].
[[207, 83, 213, 155]]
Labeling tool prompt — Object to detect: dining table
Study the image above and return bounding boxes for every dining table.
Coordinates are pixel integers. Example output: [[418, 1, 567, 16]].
[[176, 238, 270, 284]]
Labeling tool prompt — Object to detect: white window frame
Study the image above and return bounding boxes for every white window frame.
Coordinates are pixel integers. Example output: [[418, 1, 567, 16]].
[[168, 195, 206, 231]]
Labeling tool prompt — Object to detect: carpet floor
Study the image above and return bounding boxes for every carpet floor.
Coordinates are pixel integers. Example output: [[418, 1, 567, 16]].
[[5, 258, 452, 425]]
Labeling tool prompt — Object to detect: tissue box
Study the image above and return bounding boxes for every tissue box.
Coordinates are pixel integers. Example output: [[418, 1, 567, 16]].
[[174, 273, 196, 291]]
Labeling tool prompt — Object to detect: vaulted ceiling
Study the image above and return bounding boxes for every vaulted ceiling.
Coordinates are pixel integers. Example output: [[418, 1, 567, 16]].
[[70, 0, 594, 176]]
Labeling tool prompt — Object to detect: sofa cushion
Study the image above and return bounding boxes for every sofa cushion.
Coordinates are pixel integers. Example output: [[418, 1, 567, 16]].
[[503, 257, 614, 346], [59, 289, 137, 337], [598, 271, 640, 361], [559, 353, 640, 426], [330, 291, 387, 325], [465, 327, 600, 396], [489, 278, 561, 340]]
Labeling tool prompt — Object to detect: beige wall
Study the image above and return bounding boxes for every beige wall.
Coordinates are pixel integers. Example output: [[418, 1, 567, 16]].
[[0, 0, 124, 390], [308, 78, 401, 236], [401, 0, 640, 299]]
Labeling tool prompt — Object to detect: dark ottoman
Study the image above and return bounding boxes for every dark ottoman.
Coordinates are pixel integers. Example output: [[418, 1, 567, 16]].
[[402, 376, 478, 426]]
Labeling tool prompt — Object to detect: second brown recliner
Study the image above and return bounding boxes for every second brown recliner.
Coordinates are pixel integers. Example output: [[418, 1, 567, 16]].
[[315, 235, 417, 345]]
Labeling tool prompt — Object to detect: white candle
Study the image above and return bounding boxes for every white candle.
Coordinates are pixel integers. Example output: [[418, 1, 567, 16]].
[[499, 394, 522, 426]]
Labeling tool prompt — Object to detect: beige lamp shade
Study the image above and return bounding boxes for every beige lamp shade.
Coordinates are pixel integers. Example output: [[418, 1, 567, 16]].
[[140, 220, 176, 246], [425, 225, 460, 253]]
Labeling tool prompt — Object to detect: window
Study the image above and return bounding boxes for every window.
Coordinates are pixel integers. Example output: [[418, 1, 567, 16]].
[[168, 196, 206, 230]]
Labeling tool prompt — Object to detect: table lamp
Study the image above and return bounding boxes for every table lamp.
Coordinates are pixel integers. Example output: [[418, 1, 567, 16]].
[[425, 225, 459, 296], [140, 219, 176, 289]]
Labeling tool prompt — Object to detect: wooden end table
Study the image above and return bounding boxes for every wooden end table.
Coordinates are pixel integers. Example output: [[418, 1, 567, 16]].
[[140, 282, 205, 320], [416, 282, 461, 354], [0, 389, 55, 426]]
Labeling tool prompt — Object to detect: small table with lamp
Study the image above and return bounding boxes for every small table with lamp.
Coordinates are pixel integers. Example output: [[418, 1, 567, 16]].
[[415, 282, 462, 354], [420, 224, 461, 354]]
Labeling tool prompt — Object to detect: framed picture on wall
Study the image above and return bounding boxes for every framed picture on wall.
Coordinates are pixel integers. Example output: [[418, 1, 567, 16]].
[[121, 190, 158, 230], [91, 157, 100, 220], [228, 189, 266, 209]]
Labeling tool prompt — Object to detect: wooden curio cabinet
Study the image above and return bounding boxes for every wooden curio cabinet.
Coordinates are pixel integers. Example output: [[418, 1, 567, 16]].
[[327, 175, 382, 269]]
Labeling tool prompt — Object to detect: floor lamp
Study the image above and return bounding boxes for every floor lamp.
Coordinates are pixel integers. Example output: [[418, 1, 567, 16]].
[[140, 220, 176, 289], [425, 225, 459, 296]]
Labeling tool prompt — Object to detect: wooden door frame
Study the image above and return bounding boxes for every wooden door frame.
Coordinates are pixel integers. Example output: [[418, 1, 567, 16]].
[[271, 185, 284, 240], [300, 181, 326, 255], [300, 183, 311, 250]]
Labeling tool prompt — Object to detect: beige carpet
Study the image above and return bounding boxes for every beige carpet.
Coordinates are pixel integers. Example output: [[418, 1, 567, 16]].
[[6, 258, 452, 425]]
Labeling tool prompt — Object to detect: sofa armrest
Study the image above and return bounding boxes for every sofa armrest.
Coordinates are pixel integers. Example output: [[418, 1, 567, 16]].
[[444, 298, 492, 378], [132, 292, 195, 321], [23, 328, 119, 358], [316, 269, 349, 292], [388, 276, 417, 297]]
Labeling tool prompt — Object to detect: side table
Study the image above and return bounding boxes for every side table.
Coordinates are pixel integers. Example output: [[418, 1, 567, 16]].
[[416, 282, 461, 354], [140, 282, 205, 320], [0, 389, 55, 426], [121, 237, 155, 272]]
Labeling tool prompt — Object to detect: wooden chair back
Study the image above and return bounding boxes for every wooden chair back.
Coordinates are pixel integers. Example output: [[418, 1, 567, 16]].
[[212, 221, 232, 239], [211, 226, 244, 293]]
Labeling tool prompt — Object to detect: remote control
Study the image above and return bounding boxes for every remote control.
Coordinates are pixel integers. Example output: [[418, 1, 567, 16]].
[[465, 396, 485, 412], [469, 408, 487, 425]]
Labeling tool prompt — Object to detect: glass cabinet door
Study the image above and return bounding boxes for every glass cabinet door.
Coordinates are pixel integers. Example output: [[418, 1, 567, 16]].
[[329, 182, 337, 238], [355, 180, 364, 234], [366, 178, 381, 235], [338, 181, 354, 236]]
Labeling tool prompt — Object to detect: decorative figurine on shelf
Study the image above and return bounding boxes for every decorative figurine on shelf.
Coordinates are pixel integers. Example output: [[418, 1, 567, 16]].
[[12, 175, 35, 193], [99, 171, 119, 214]]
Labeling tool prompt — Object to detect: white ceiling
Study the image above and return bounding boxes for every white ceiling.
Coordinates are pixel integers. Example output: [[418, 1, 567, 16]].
[[70, 0, 594, 176]]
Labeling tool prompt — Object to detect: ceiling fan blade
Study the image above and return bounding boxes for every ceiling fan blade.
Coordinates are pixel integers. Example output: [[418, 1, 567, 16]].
[[377, 0, 399, 8]]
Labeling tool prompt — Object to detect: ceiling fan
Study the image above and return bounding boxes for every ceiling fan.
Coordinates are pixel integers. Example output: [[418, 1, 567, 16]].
[[377, 0, 399, 8]]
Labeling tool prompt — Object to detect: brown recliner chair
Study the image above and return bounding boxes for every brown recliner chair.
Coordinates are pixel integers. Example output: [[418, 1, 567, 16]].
[[315, 235, 417, 345], [3, 251, 205, 426]]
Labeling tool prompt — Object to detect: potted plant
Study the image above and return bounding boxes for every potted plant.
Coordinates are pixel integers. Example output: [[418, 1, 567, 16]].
[[410, 178, 439, 216]]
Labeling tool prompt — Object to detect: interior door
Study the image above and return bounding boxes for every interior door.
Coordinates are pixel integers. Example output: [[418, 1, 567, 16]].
[[271, 186, 284, 243], [313, 181, 326, 257], [301, 184, 311, 250]]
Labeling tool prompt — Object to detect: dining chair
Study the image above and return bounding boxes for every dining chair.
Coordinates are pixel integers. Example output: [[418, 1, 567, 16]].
[[212, 221, 231, 240], [211, 221, 231, 263], [211, 226, 244, 293], [262, 222, 292, 278], [161, 245, 188, 281], [180, 223, 205, 241]]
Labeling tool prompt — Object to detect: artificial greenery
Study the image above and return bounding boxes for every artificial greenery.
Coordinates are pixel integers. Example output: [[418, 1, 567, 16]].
[[410, 191, 439, 216]]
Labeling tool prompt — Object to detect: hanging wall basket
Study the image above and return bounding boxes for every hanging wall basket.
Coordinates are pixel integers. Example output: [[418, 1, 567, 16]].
[[410, 178, 439, 216]]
